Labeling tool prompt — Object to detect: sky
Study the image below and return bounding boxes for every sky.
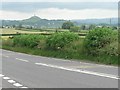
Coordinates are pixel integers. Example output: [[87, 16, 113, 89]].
[[0, 0, 119, 20]]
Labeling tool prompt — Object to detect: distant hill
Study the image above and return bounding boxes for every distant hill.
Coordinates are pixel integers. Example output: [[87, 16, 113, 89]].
[[22, 16, 42, 23], [72, 18, 118, 26], [0, 16, 118, 28]]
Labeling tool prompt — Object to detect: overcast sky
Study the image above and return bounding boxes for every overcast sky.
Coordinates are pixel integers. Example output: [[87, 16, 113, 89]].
[[0, 0, 118, 20]]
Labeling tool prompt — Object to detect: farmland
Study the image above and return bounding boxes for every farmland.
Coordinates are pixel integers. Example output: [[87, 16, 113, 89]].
[[0, 28, 53, 39], [0, 28, 54, 34], [0, 28, 87, 39]]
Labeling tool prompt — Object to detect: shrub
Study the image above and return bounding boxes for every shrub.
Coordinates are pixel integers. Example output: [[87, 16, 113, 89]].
[[84, 28, 117, 56], [62, 21, 74, 29], [46, 32, 79, 50], [70, 26, 80, 32], [99, 41, 118, 56], [2, 39, 13, 47], [13, 34, 46, 48]]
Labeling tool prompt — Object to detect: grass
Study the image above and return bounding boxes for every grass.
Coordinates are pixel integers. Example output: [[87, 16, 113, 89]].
[[0, 28, 54, 34], [0, 36, 11, 40], [0, 28, 68, 34], [0, 28, 88, 34], [2, 45, 118, 66], [2, 38, 118, 66], [1, 45, 91, 61], [0, 28, 87, 40]]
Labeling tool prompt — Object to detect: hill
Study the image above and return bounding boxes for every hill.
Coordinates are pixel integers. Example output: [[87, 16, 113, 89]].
[[1, 16, 65, 28], [72, 18, 118, 26]]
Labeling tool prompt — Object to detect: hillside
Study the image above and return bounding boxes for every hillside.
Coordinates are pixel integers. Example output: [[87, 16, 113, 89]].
[[1, 16, 66, 28], [22, 16, 42, 23], [72, 18, 118, 26]]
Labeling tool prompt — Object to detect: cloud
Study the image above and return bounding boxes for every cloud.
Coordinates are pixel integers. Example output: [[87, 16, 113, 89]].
[[0, 10, 33, 20], [0, 8, 117, 20], [36, 8, 117, 20], [2, 2, 118, 13]]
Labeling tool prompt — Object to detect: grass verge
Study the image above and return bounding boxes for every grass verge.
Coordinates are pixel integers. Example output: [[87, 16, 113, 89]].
[[2, 45, 118, 66]]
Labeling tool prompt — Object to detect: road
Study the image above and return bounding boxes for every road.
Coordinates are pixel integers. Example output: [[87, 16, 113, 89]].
[[0, 49, 119, 88]]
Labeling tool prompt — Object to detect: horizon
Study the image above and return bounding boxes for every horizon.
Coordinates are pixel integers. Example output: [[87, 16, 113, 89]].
[[0, 15, 118, 21]]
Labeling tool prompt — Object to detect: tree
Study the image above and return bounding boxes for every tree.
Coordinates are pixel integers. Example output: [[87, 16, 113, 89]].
[[112, 26, 117, 30], [62, 21, 74, 29], [70, 26, 80, 32], [12, 25, 16, 28], [89, 24, 96, 30], [80, 25, 86, 30], [18, 23, 22, 28], [17, 23, 22, 30]]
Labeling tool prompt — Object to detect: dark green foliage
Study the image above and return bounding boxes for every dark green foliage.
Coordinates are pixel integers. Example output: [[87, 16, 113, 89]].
[[13, 34, 46, 48], [80, 25, 86, 30], [62, 21, 74, 29], [99, 41, 118, 56], [46, 32, 79, 50], [84, 28, 117, 56], [18, 23, 22, 29], [89, 24, 96, 30]]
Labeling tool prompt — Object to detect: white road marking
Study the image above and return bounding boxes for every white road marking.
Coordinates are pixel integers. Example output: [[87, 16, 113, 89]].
[[54, 59, 72, 62], [0, 74, 4, 77], [79, 62, 118, 68], [46, 57, 118, 68], [0, 73, 28, 88], [3, 77, 10, 80], [2, 49, 117, 68], [43, 56, 117, 68], [35, 63, 119, 80], [16, 58, 29, 62], [20, 87, 28, 88], [8, 80, 16, 83], [13, 83, 23, 87]]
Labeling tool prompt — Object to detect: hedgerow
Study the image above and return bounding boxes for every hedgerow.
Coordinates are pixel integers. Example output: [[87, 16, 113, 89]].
[[46, 32, 79, 50], [84, 28, 118, 56], [13, 34, 46, 48]]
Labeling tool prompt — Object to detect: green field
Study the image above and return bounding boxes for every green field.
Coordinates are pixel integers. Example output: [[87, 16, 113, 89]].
[[0, 28, 54, 39], [0, 28, 54, 34], [0, 28, 87, 40]]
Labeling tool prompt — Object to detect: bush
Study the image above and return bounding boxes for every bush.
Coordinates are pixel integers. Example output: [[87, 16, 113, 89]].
[[70, 26, 80, 32], [99, 41, 118, 56], [84, 28, 117, 56], [2, 39, 13, 47], [46, 32, 79, 50], [62, 21, 74, 29], [13, 34, 46, 48]]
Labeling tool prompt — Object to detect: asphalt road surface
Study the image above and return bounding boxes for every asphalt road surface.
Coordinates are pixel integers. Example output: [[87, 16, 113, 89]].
[[0, 49, 119, 88]]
